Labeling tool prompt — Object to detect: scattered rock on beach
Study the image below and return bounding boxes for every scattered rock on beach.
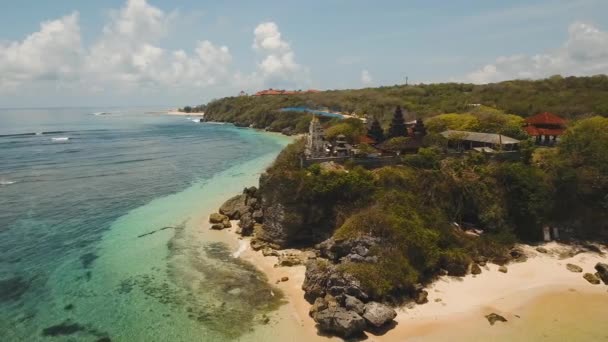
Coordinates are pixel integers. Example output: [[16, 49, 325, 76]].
[[583, 273, 601, 285], [498, 266, 508, 273], [485, 313, 507, 325], [566, 263, 583, 273], [280, 276, 289, 282], [413, 284, 428, 304], [509, 247, 527, 262], [594, 263, 608, 285], [210, 223, 224, 230], [209, 213, 228, 224], [536, 246, 548, 254], [471, 263, 482, 275]]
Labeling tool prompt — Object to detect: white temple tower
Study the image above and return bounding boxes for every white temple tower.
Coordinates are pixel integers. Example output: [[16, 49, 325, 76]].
[[306, 115, 325, 158]]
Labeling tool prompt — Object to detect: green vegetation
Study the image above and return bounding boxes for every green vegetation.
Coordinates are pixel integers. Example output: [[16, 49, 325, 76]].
[[263, 115, 608, 300], [190, 76, 607, 134]]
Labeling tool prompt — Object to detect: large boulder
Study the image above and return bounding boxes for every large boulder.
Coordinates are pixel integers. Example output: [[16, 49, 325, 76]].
[[595, 263, 608, 285], [344, 295, 365, 315], [219, 194, 249, 220], [566, 263, 583, 273], [362, 302, 397, 328], [209, 213, 228, 224], [313, 307, 366, 338]]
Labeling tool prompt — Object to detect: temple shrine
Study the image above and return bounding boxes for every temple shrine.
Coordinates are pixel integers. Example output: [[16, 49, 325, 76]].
[[523, 112, 567, 144]]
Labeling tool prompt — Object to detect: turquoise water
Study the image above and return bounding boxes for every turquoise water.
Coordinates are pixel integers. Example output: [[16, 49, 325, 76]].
[[279, 107, 344, 118], [0, 108, 291, 341]]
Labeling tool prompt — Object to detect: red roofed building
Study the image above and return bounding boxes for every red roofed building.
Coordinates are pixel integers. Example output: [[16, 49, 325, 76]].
[[524, 112, 567, 144]]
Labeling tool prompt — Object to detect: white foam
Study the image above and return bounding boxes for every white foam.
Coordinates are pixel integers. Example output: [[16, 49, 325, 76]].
[[0, 180, 16, 186], [232, 239, 248, 258], [51, 137, 70, 142]]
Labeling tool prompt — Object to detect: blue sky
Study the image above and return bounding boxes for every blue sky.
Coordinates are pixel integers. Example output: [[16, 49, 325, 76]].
[[0, 0, 607, 107]]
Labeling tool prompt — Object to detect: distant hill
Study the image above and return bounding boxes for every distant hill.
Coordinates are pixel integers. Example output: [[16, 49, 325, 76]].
[[192, 75, 608, 132]]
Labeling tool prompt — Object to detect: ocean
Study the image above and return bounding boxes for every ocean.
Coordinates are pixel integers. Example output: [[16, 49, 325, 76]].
[[0, 108, 291, 341]]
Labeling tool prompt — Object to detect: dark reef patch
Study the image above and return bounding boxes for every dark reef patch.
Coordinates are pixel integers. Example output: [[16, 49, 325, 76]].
[[137, 226, 174, 238], [80, 253, 98, 269], [42, 321, 86, 336], [41, 320, 111, 340], [64, 303, 74, 310], [0, 275, 30, 302]]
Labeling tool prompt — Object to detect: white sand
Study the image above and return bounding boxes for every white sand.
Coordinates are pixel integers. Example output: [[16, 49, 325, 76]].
[[166, 110, 204, 116]]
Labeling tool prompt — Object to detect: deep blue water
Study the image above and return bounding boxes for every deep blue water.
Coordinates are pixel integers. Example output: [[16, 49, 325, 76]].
[[0, 108, 289, 341]]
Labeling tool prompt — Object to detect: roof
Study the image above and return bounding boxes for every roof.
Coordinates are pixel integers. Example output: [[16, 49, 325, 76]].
[[524, 126, 566, 136], [440, 130, 520, 145], [360, 135, 376, 144], [525, 112, 567, 125], [473, 147, 496, 153]]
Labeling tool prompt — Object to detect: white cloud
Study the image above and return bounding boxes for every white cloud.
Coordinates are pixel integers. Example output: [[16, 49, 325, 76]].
[[361, 69, 372, 85], [251, 21, 307, 87], [85, 0, 231, 90], [0, 1, 314, 102], [0, 0, 232, 95], [467, 22, 608, 84], [0, 12, 83, 89]]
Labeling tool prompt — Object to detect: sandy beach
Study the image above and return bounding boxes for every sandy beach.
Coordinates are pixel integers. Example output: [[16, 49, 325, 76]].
[[166, 109, 205, 116], [203, 215, 608, 341]]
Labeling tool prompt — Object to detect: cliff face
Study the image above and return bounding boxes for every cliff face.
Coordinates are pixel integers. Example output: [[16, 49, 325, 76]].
[[256, 172, 334, 248]]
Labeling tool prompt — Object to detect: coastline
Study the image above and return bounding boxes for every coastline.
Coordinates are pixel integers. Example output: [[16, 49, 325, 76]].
[[204, 210, 608, 341]]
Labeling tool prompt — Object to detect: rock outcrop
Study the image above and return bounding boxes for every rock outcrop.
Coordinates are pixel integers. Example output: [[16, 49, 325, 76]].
[[317, 236, 380, 263], [594, 263, 608, 285], [254, 172, 334, 248]]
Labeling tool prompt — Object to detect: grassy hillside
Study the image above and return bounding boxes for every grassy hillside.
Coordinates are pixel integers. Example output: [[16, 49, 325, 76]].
[[192, 75, 608, 132]]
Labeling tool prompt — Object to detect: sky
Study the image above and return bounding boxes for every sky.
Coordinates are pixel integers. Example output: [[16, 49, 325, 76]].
[[0, 0, 607, 107]]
